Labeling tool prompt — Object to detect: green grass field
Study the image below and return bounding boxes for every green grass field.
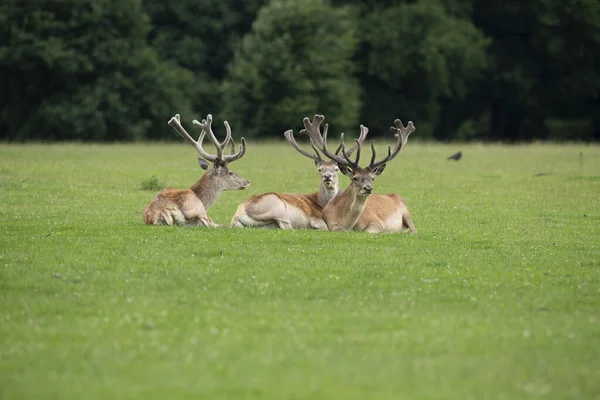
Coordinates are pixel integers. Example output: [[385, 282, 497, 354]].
[[1, 141, 599, 399]]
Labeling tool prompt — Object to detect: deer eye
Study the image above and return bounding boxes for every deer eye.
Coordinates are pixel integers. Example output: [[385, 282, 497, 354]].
[[353, 177, 358, 181], [228, 171, 233, 176], [334, 167, 339, 171], [318, 168, 322, 172]]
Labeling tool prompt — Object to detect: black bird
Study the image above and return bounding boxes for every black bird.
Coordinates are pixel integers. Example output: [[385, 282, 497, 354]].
[[447, 151, 462, 161]]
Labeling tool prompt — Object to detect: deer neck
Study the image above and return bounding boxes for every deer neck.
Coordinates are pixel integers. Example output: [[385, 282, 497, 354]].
[[316, 182, 339, 208], [189, 173, 221, 209], [336, 185, 369, 227]]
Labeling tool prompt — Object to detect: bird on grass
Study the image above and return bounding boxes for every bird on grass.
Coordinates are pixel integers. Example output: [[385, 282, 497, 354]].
[[447, 151, 462, 161]]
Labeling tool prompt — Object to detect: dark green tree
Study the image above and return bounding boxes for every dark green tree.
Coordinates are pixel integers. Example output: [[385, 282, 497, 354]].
[[221, 0, 360, 138], [143, 0, 267, 119], [0, 0, 193, 141], [472, 0, 600, 141], [363, 0, 489, 138]]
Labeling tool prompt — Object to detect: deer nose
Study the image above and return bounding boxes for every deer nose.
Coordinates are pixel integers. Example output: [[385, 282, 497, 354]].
[[323, 173, 332, 180], [363, 185, 372, 193]]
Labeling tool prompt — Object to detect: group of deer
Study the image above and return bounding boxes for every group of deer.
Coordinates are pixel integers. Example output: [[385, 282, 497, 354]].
[[143, 113, 416, 233]]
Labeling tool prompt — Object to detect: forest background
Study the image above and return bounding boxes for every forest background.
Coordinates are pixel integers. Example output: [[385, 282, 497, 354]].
[[1, 0, 598, 142]]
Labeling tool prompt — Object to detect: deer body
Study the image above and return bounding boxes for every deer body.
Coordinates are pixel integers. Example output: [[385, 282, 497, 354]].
[[355, 194, 416, 233], [303, 115, 417, 234], [143, 114, 250, 226], [321, 181, 368, 231], [232, 190, 335, 230], [321, 169, 416, 233], [231, 126, 341, 230], [322, 185, 416, 233]]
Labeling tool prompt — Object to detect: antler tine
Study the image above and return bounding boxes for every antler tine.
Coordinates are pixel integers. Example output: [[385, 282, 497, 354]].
[[167, 114, 189, 142], [369, 141, 377, 166], [391, 119, 415, 147], [228, 138, 236, 155], [222, 137, 246, 163], [369, 118, 415, 170], [320, 125, 357, 168], [334, 135, 344, 155], [192, 114, 224, 160], [299, 114, 325, 149], [344, 125, 369, 156], [168, 114, 218, 162], [309, 139, 323, 160], [221, 121, 233, 148], [284, 129, 322, 162], [340, 138, 362, 167]]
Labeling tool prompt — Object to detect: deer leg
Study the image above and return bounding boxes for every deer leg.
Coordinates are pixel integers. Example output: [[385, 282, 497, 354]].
[[363, 225, 383, 234], [327, 223, 347, 231], [196, 215, 219, 228], [248, 212, 292, 229], [159, 211, 175, 226], [242, 197, 294, 229], [245, 210, 292, 229], [276, 219, 294, 229], [182, 201, 219, 227], [403, 211, 417, 233], [309, 219, 328, 230]]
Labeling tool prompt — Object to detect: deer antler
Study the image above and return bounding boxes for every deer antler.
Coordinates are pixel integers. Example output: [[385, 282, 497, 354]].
[[298, 115, 366, 155], [299, 115, 326, 149], [168, 114, 219, 162], [367, 119, 415, 170], [321, 125, 369, 171], [298, 114, 370, 170], [341, 125, 368, 157], [284, 129, 323, 163], [191, 114, 247, 164], [168, 114, 246, 164]]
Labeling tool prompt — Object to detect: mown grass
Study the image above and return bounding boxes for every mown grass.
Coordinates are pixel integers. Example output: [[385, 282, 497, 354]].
[[1, 141, 599, 399]]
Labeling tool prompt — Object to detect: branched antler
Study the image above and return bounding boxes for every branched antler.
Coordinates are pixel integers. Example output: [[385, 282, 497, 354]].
[[321, 124, 369, 170], [367, 119, 415, 170], [168, 114, 217, 162], [167, 113, 246, 164], [299, 115, 326, 149], [298, 115, 368, 170], [283, 129, 323, 163]]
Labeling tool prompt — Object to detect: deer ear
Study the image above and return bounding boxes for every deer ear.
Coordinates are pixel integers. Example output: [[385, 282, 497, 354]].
[[372, 164, 386, 176], [338, 164, 353, 177], [198, 158, 210, 170]]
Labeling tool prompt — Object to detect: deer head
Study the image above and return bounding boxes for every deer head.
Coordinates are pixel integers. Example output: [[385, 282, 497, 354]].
[[284, 118, 337, 190], [167, 114, 250, 191], [318, 117, 415, 196], [291, 114, 369, 190]]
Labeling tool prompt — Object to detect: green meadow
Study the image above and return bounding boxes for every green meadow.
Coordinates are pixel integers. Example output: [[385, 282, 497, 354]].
[[1, 141, 599, 399]]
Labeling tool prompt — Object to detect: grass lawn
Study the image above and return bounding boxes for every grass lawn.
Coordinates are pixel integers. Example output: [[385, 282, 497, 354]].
[[1, 140, 599, 399]]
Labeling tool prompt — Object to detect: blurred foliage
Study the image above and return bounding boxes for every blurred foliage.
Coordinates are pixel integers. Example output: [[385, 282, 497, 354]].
[[143, 0, 266, 121], [363, 0, 490, 139], [0, 0, 598, 141], [0, 0, 193, 141], [222, 0, 360, 138]]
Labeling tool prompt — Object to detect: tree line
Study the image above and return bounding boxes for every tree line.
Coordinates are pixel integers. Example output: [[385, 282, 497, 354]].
[[1, 0, 598, 142]]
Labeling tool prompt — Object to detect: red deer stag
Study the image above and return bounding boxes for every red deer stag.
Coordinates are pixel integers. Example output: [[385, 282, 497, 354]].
[[143, 114, 250, 226], [302, 116, 416, 233], [231, 115, 365, 229]]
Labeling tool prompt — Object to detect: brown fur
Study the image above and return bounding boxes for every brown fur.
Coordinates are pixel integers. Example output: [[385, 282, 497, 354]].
[[144, 164, 249, 227], [356, 194, 416, 233], [231, 161, 339, 230], [322, 167, 416, 233], [247, 193, 321, 219]]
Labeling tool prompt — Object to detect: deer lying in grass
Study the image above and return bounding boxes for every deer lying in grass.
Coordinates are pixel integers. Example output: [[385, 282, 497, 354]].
[[302, 115, 416, 233], [231, 115, 365, 229], [143, 114, 250, 226]]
